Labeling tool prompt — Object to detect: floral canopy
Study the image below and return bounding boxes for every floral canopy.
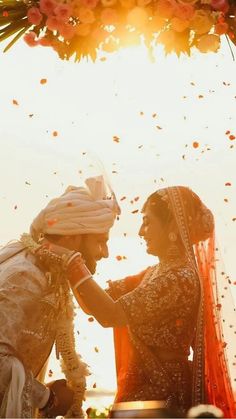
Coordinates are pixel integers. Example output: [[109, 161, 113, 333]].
[[0, 0, 236, 61]]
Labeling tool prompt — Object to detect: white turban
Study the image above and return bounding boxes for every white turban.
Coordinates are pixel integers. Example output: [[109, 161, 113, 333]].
[[30, 176, 120, 241]]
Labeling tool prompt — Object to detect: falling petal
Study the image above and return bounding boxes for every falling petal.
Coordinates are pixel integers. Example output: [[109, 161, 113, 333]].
[[88, 317, 94, 322], [47, 219, 58, 227]]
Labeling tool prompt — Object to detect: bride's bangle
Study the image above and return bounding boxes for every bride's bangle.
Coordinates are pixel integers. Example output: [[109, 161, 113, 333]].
[[65, 251, 83, 268], [67, 257, 92, 290], [36, 244, 82, 271]]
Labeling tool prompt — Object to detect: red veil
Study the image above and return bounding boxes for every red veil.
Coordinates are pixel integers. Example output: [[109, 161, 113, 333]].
[[195, 235, 236, 416]]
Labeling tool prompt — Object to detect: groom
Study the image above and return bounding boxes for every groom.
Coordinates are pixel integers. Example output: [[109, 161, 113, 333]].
[[0, 176, 119, 418]]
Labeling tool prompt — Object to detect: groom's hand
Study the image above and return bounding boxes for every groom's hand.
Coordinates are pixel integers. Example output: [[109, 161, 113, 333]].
[[42, 379, 74, 417]]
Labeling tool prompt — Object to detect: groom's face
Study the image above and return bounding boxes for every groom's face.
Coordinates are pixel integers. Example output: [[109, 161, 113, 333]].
[[51, 232, 110, 274], [79, 232, 110, 274]]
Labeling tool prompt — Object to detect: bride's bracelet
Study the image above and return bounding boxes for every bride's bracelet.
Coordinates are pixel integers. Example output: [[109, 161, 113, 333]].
[[36, 245, 81, 271], [67, 256, 92, 290]]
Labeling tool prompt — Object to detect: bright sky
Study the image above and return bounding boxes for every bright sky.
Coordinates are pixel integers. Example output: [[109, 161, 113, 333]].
[[0, 37, 236, 409]]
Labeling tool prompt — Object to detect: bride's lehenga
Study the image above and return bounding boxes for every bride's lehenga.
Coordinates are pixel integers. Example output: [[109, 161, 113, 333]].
[[107, 187, 236, 417]]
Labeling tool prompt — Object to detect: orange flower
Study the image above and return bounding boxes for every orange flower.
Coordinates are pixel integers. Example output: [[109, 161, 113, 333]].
[[101, 0, 117, 6], [38, 37, 52, 46], [91, 27, 107, 42], [171, 16, 190, 31], [197, 33, 220, 52], [178, 0, 198, 4], [155, 0, 176, 19], [119, 0, 136, 8], [100, 8, 118, 24], [174, 3, 194, 20], [215, 21, 228, 35], [81, 0, 99, 9], [190, 10, 214, 34], [137, 0, 152, 6], [24, 32, 38, 46], [127, 7, 149, 28], [76, 22, 91, 36], [149, 14, 166, 31], [77, 7, 95, 23]]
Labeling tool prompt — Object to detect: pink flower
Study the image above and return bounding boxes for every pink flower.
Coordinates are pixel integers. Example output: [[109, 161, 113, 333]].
[[211, 0, 229, 13], [81, 0, 99, 9], [27, 7, 43, 25], [54, 3, 72, 22], [58, 23, 76, 39], [39, 0, 56, 15], [174, 3, 194, 20], [46, 15, 60, 30], [24, 32, 38, 46]]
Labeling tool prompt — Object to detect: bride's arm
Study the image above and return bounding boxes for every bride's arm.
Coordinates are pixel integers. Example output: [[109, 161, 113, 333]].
[[71, 277, 128, 327], [35, 243, 128, 327]]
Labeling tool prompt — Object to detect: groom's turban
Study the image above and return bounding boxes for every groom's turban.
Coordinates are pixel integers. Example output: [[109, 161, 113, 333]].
[[30, 176, 120, 241]]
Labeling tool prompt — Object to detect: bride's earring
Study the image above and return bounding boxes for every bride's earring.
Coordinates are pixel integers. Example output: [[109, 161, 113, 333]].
[[168, 232, 177, 242], [167, 232, 179, 260]]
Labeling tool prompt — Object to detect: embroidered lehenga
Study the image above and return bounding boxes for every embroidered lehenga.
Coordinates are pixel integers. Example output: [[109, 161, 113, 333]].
[[107, 187, 236, 417]]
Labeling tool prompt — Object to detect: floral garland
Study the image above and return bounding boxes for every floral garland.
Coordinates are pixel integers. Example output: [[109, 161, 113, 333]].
[[0, 0, 236, 59], [20, 233, 89, 418]]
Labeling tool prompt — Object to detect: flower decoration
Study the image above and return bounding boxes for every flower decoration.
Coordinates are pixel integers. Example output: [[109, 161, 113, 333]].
[[0, 0, 236, 60]]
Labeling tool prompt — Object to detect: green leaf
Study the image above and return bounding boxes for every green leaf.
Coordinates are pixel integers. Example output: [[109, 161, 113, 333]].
[[3, 24, 28, 51], [0, 17, 29, 42]]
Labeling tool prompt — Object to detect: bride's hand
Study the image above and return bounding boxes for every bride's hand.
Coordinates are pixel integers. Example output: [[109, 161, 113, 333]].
[[34, 240, 83, 271]]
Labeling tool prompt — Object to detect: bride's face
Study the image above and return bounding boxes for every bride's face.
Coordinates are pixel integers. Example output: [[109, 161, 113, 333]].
[[139, 204, 168, 257]]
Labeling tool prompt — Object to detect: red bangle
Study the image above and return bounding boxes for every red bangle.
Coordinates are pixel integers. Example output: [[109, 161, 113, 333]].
[[67, 257, 92, 289]]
